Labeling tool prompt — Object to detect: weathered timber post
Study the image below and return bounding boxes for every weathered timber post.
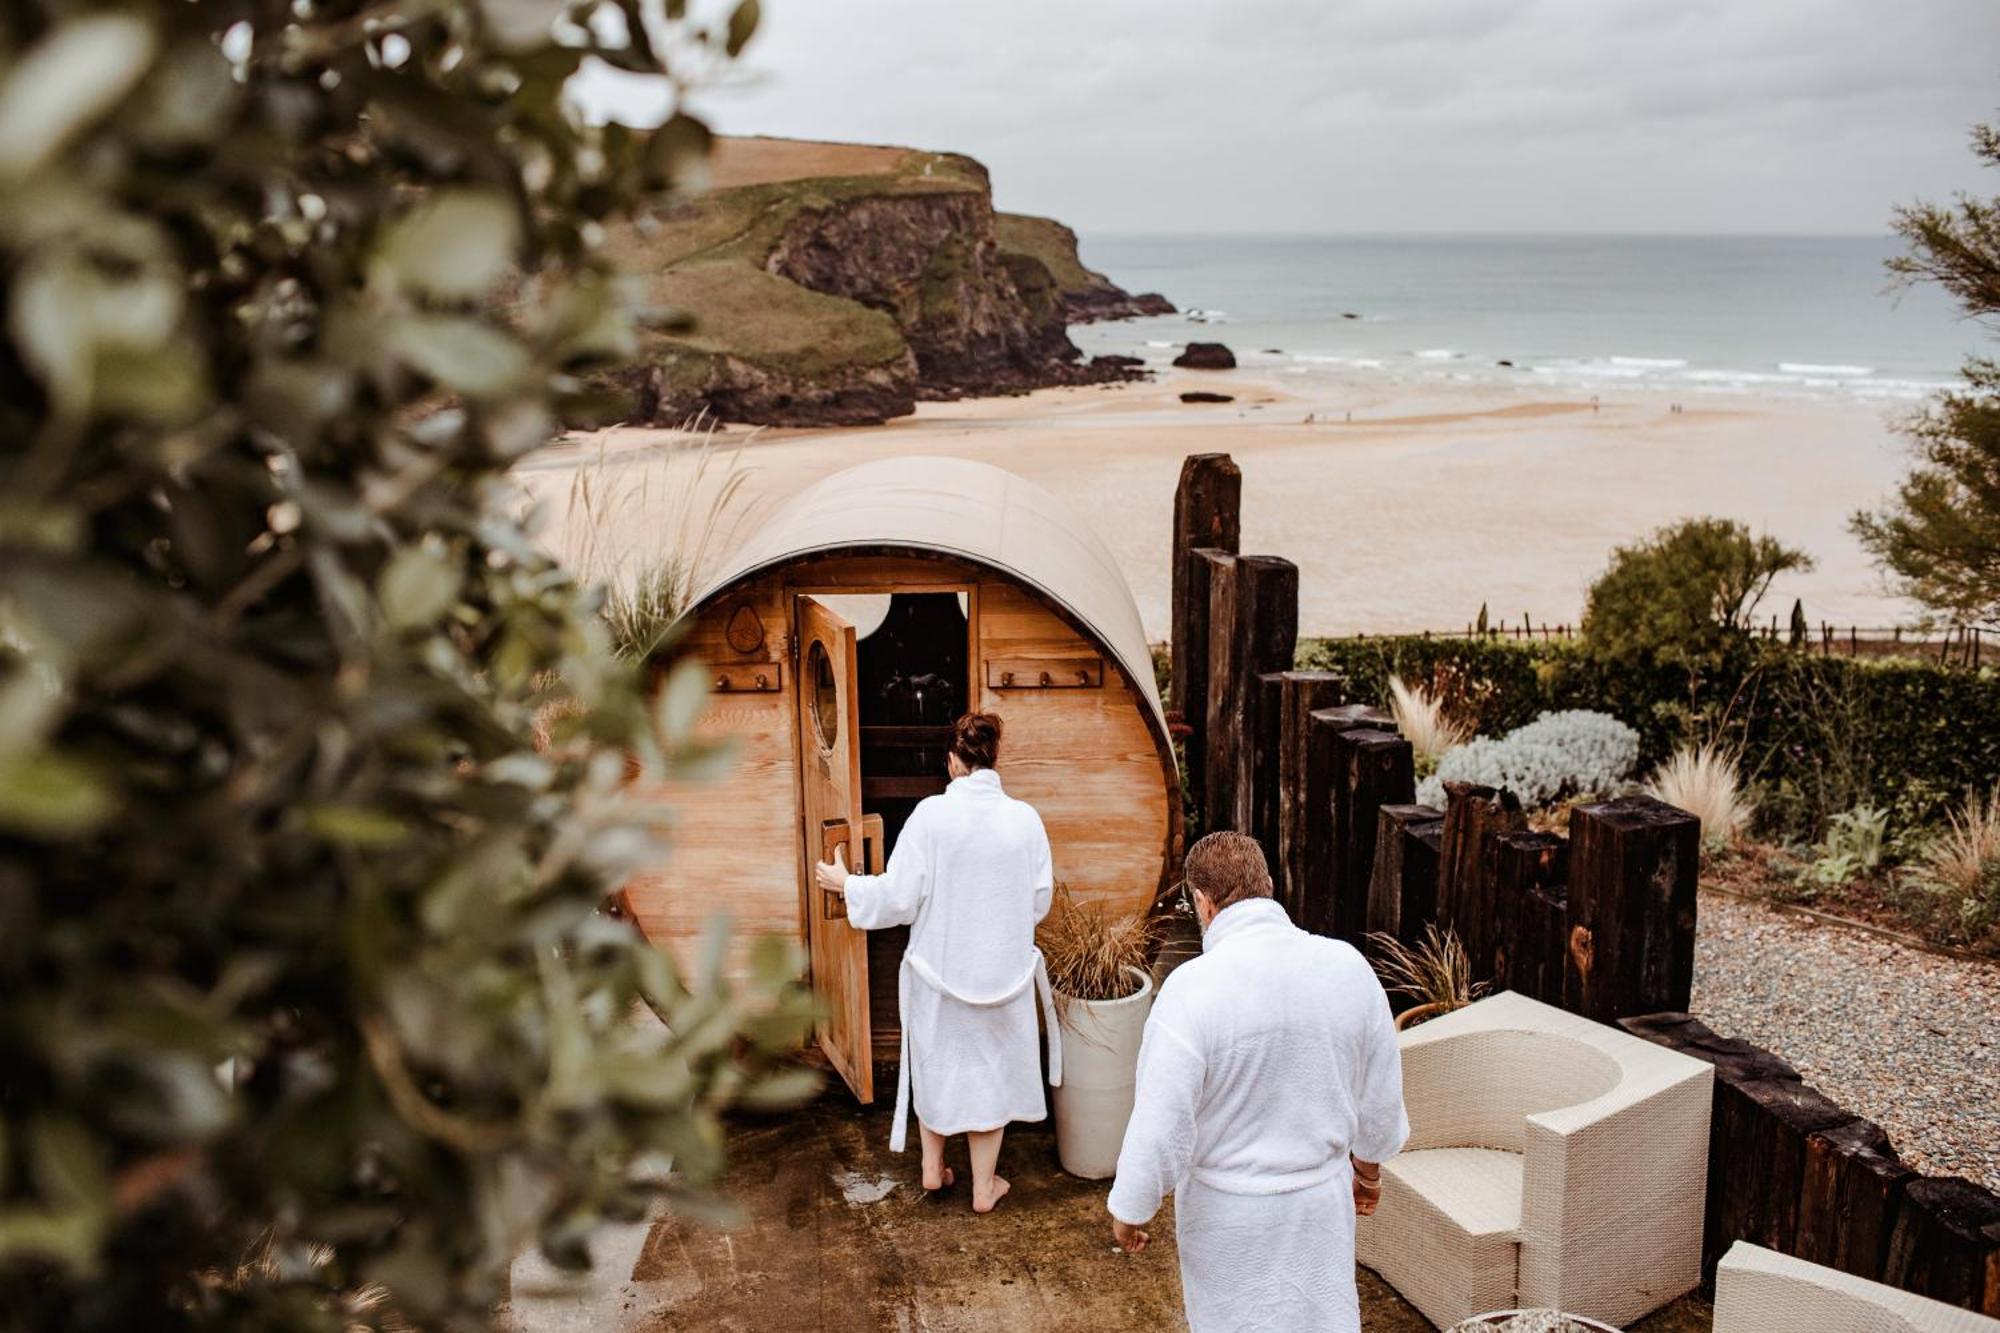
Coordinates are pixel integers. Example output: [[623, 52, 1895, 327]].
[[1203, 554, 1296, 838], [1277, 670, 1346, 918], [1196, 549, 1238, 832], [1302, 723, 1413, 944], [1435, 782, 1525, 990], [1296, 706, 1394, 936], [1884, 1177, 2000, 1313], [1171, 454, 1241, 818], [1366, 804, 1445, 949], [1565, 795, 1699, 1023], [1799, 1118, 1914, 1282], [1248, 671, 1288, 880], [1491, 831, 1567, 1006]]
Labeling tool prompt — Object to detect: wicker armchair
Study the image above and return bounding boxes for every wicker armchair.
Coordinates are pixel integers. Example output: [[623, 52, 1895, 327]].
[[1714, 1242, 2000, 1333], [1355, 991, 1712, 1329]]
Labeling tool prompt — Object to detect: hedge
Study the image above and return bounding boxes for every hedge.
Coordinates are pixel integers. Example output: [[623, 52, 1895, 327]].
[[1293, 637, 2000, 840]]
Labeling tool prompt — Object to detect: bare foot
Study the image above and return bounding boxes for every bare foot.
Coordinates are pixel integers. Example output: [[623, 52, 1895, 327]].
[[972, 1176, 1011, 1214], [922, 1165, 955, 1193]]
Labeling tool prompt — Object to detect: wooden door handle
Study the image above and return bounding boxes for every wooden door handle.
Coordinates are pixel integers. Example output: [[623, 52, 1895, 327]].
[[821, 819, 852, 920]]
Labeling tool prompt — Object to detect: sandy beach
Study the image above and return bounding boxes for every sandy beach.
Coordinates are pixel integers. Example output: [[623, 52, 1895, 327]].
[[519, 369, 1923, 638]]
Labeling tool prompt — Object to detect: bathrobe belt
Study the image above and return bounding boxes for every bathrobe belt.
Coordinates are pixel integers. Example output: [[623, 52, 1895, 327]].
[[890, 949, 1064, 1153]]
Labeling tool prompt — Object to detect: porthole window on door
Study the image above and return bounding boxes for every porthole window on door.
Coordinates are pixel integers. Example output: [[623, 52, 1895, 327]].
[[808, 639, 839, 751]]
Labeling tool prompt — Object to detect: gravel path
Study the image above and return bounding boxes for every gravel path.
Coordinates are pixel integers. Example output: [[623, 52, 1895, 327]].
[[1692, 890, 2000, 1191]]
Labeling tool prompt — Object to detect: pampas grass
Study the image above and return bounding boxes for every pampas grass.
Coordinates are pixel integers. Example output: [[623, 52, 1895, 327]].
[[1646, 742, 1754, 848], [1918, 785, 2000, 932], [1037, 882, 1153, 1002], [1366, 923, 1486, 1013], [1389, 674, 1470, 767], [556, 417, 753, 660]]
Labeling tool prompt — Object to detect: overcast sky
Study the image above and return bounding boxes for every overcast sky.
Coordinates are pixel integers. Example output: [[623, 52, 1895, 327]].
[[576, 0, 2000, 236]]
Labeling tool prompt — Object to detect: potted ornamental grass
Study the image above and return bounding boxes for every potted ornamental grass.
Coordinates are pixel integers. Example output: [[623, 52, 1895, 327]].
[[1367, 923, 1488, 1030], [1037, 883, 1157, 1178]]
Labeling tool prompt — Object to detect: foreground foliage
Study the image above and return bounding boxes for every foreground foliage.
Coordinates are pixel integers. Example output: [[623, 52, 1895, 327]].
[[0, 0, 814, 1329]]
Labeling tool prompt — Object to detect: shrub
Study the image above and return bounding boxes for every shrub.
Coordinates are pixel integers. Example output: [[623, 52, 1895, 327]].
[[1301, 636, 2000, 839], [1038, 883, 1153, 1002], [1646, 743, 1755, 849], [1804, 805, 1891, 886], [1416, 709, 1638, 810], [1581, 517, 1811, 671]]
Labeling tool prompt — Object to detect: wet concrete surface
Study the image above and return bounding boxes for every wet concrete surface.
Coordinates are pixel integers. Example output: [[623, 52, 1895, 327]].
[[505, 1092, 1714, 1332]]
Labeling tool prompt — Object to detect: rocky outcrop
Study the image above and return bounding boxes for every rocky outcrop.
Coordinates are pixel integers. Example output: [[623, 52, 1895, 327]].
[[609, 140, 1164, 428], [993, 212, 1176, 324], [1174, 342, 1237, 370]]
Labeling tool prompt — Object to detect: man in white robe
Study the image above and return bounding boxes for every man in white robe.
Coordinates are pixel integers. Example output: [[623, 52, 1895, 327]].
[[1107, 831, 1407, 1332], [817, 713, 1059, 1212]]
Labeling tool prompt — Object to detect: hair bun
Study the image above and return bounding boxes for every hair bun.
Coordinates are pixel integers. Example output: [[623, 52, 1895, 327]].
[[950, 711, 1002, 770]]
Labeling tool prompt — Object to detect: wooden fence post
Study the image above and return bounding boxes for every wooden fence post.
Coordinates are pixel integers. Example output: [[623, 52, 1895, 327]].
[[1799, 1117, 1914, 1282], [1249, 671, 1288, 880], [1491, 831, 1568, 1006], [1435, 782, 1525, 990], [1565, 795, 1699, 1024], [1171, 454, 1241, 820], [1297, 706, 1395, 937], [1366, 803, 1446, 949], [1883, 1177, 2000, 1313], [1203, 554, 1296, 838], [1314, 724, 1413, 945], [1277, 670, 1346, 919]]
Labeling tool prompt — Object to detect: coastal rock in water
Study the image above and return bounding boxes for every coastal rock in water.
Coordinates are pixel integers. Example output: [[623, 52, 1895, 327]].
[[1092, 353, 1145, 370], [1341, 311, 1361, 320], [1173, 342, 1237, 370], [1179, 391, 1234, 403]]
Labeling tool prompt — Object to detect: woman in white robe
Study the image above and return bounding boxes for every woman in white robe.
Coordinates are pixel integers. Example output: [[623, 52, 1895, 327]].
[[1107, 831, 1407, 1332], [814, 711, 1059, 1213]]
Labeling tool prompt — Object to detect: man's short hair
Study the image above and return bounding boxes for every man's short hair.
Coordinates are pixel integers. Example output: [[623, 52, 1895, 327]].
[[1184, 831, 1273, 912]]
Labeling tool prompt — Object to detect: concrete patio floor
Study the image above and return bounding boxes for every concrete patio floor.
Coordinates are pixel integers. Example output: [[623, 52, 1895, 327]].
[[505, 1093, 1714, 1332]]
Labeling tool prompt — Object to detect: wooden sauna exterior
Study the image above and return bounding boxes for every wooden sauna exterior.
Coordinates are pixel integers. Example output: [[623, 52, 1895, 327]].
[[624, 457, 1181, 1103]]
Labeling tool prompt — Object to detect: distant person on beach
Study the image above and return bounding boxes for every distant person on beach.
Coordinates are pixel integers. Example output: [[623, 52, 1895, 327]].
[[1107, 832, 1407, 1332], [815, 711, 1059, 1213]]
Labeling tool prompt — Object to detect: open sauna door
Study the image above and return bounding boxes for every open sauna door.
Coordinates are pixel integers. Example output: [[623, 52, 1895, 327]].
[[795, 595, 876, 1103]]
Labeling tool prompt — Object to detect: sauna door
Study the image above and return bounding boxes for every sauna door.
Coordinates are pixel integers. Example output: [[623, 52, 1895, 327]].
[[795, 596, 874, 1103]]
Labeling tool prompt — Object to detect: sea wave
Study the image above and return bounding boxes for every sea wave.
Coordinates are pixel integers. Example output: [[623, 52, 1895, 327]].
[[1608, 356, 1688, 369], [1413, 348, 1461, 360], [1777, 362, 1874, 377]]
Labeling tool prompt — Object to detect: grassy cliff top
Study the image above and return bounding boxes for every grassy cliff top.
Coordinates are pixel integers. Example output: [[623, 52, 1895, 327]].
[[993, 212, 1108, 299]]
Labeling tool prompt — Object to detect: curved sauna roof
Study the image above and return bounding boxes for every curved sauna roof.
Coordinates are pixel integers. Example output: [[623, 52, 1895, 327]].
[[689, 456, 1168, 742]]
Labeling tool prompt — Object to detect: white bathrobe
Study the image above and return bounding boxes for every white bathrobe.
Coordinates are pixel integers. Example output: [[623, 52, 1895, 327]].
[[842, 767, 1060, 1151], [1108, 898, 1408, 1333]]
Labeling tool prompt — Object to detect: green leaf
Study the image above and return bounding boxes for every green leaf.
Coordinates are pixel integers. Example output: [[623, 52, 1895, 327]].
[[0, 15, 158, 179], [385, 315, 532, 397], [652, 658, 711, 747], [302, 805, 410, 846], [724, 0, 761, 56], [379, 546, 460, 630], [734, 1065, 821, 1111], [375, 190, 521, 300], [0, 751, 112, 836]]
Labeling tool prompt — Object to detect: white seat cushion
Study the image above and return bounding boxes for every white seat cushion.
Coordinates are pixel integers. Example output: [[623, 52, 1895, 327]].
[[1383, 1146, 1523, 1238], [1358, 1147, 1524, 1327]]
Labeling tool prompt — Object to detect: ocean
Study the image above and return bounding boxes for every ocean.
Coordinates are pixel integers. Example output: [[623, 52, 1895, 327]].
[[1067, 234, 1984, 404]]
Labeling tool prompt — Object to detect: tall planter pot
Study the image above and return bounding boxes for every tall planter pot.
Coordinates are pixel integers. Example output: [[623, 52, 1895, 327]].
[[1052, 965, 1155, 1179]]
